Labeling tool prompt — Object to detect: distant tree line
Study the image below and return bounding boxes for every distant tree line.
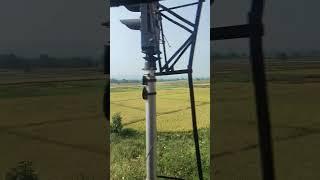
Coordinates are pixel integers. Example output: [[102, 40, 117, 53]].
[[212, 50, 320, 60], [111, 79, 140, 84], [212, 52, 248, 59], [110, 77, 208, 84], [268, 51, 320, 59], [0, 53, 103, 71]]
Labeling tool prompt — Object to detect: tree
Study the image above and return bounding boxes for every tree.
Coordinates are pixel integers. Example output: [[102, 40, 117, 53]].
[[111, 112, 123, 134], [276, 52, 288, 61]]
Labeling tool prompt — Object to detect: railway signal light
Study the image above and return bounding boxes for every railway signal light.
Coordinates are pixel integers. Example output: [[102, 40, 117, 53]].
[[120, 3, 160, 55]]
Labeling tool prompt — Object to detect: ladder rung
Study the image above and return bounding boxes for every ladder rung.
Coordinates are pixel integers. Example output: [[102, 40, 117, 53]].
[[155, 69, 191, 76], [211, 24, 263, 40], [157, 175, 184, 180], [101, 22, 109, 27]]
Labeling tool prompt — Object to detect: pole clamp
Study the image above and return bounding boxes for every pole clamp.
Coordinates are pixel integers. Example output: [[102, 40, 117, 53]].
[[142, 87, 157, 100], [142, 75, 157, 85]]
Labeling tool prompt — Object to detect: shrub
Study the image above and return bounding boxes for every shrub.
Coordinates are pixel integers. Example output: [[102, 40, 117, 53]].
[[111, 112, 123, 134], [5, 161, 39, 180]]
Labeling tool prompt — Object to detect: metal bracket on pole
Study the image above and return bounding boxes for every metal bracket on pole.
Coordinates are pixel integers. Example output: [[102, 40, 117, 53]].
[[142, 77, 157, 100]]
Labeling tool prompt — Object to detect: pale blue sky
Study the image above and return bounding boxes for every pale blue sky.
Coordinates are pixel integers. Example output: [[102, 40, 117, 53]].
[[110, 0, 210, 79]]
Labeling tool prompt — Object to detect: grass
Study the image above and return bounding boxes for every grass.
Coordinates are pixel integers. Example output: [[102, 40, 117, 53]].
[[111, 128, 209, 179]]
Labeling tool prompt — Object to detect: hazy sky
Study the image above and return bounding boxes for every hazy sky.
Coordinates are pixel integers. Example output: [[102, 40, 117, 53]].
[[212, 0, 320, 53], [0, 0, 106, 58], [110, 0, 210, 79], [0, 0, 320, 77]]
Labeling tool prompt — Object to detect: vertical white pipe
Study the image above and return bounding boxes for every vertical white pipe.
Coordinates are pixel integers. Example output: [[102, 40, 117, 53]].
[[145, 69, 156, 180]]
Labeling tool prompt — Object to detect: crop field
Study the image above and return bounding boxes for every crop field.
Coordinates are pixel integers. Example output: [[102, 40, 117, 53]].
[[0, 69, 108, 179], [1, 57, 319, 180], [111, 81, 210, 131], [110, 80, 210, 179], [0, 68, 210, 179], [212, 58, 320, 180]]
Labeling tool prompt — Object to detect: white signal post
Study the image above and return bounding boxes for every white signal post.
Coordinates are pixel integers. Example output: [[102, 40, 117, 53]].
[[144, 60, 157, 180], [142, 3, 160, 179], [121, 2, 160, 179]]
